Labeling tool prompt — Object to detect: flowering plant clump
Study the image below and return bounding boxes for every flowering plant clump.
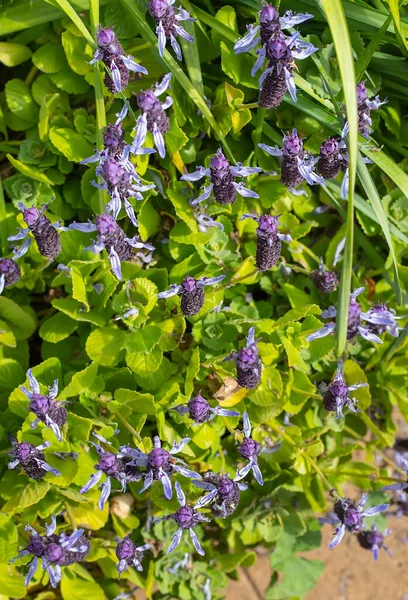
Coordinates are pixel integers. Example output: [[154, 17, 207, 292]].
[[0, 2, 407, 599]]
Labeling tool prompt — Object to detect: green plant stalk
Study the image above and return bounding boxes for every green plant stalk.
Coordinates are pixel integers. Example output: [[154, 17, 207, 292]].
[[0, 176, 7, 255], [90, 0, 107, 214], [64, 501, 77, 531], [321, 0, 358, 357], [53, 0, 96, 47], [119, 0, 235, 163]]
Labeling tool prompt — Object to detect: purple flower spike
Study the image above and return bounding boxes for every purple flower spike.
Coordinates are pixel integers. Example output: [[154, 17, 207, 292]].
[[8, 438, 61, 480], [80, 443, 141, 510], [259, 129, 324, 192], [8, 203, 61, 261], [224, 327, 262, 389], [119, 436, 201, 500], [234, 412, 263, 486], [356, 81, 387, 138], [10, 520, 90, 588], [158, 274, 226, 316], [182, 148, 261, 206], [132, 74, 173, 158], [20, 370, 66, 442], [194, 473, 245, 518], [241, 213, 291, 272], [173, 392, 240, 424], [318, 363, 367, 419], [91, 27, 147, 93], [358, 525, 392, 561], [234, 4, 314, 95], [307, 288, 402, 344], [311, 260, 338, 294], [115, 535, 150, 577], [159, 482, 211, 555], [319, 493, 389, 549], [0, 257, 21, 293], [148, 0, 195, 61], [317, 136, 348, 181]]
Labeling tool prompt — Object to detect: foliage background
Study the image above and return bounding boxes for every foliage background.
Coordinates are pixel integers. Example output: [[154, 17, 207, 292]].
[[0, 0, 407, 598]]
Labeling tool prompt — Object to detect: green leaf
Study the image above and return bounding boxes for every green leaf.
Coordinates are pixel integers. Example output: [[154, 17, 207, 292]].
[[215, 550, 257, 573], [61, 30, 93, 75], [5, 79, 39, 122], [0, 564, 25, 597], [60, 362, 98, 399], [0, 42, 32, 66], [113, 388, 156, 415], [49, 127, 94, 162], [124, 325, 162, 354], [85, 328, 127, 366], [0, 359, 25, 405], [71, 502, 109, 531], [0, 297, 37, 340], [185, 347, 200, 397], [388, 0, 408, 52], [355, 14, 393, 81], [344, 359, 371, 410], [39, 312, 78, 343], [51, 0, 95, 47], [1, 481, 50, 514], [6, 153, 54, 185], [126, 345, 163, 376], [61, 575, 105, 600], [321, 0, 358, 357], [32, 42, 67, 73]]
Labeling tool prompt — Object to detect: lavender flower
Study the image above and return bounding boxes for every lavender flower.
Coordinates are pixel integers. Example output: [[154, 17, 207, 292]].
[[318, 363, 367, 419], [316, 136, 347, 181], [158, 274, 226, 317], [240, 213, 292, 272], [91, 27, 147, 93], [120, 436, 201, 500], [224, 327, 262, 389], [357, 525, 391, 560], [148, 0, 195, 61], [131, 74, 173, 159], [158, 482, 212, 555], [80, 442, 141, 510], [172, 392, 240, 423], [193, 473, 246, 518], [8, 438, 61, 480], [306, 288, 402, 344], [234, 4, 315, 106], [68, 214, 155, 280], [181, 148, 261, 206], [319, 493, 388, 548], [20, 370, 66, 442], [258, 32, 317, 108], [259, 129, 324, 191], [114, 535, 150, 577], [194, 206, 224, 233], [343, 81, 387, 139], [310, 260, 338, 294], [234, 412, 264, 486], [8, 203, 62, 260], [10, 517, 90, 588], [0, 257, 21, 293]]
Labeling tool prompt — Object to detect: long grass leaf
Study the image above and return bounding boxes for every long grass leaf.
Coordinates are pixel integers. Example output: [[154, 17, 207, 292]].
[[119, 0, 235, 163], [362, 147, 408, 200], [355, 14, 392, 81], [321, 0, 358, 357], [190, 4, 237, 43], [179, 1, 204, 97], [356, 154, 401, 303], [52, 0, 95, 47], [388, 0, 408, 52]]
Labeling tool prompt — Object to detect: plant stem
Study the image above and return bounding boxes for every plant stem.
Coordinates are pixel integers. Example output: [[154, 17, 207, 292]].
[[0, 175, 8, 255], [303, 451, 333, 491], [116, 414, 142, 443], [25, 65, 38, 86], [64, 501, 77, 530]]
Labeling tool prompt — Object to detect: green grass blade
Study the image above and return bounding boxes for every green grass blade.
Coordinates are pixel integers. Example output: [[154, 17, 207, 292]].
[[89, 0, 107, 214], [356, 153, 401, 304], [52, 0, 95, 47], [119, 0, 235, 162], [363, 147, 408, 201], [179, 1, 204, 98], [355, 14, 392, 81], [321, 0, 358, 357], [388, 0, 408, 52], [190, 4, 237, 43]]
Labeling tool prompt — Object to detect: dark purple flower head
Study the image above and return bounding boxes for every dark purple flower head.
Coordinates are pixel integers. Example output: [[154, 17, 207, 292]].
[[175, 505, 198, 529], [16, 442, 33, 461], [103, 124, 124, 148], [319, 363, 366, 418], [148, 447, 172, 470], [260, 4, 279, 25], [30, 393, 51, 416], [45, 543, 64, 564], [282, 130, 303, 157], [137, 89, 161, 113], [321, 137, 340, 157], [237, 345, 259, 367], [100, 159, 124, 186], [359, 528, 384, 549], [187, 394, 212, 423], [23, 207, 40, 227], [116, 536, 135, 561], [97, 28, 116, 47], [217, 475, 236, 498], [148, 0, 169, 19], [258, 214, 280, 235], [311, 263, 338, 294], [98, 453, 119, 475], [239, 437, 261, 460], [356, 81, 368, 104], [27, 535, 45, 557], [267, 33, 291, 61], [210, 149, 230, 175], [182, 275, 197, 293], [96, 214, 117, 236], [0, 257, 18, 275]]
